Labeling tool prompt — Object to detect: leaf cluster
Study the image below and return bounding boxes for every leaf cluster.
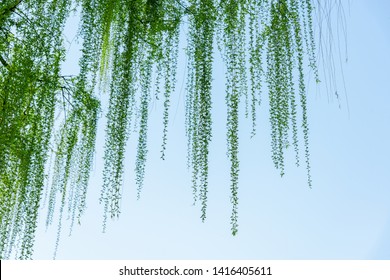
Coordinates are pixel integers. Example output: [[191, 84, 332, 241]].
[[0, 0, 338, 258]]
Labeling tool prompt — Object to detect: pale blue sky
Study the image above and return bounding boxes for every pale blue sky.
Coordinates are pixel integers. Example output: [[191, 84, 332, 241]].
[[33, 0, 390, 259]]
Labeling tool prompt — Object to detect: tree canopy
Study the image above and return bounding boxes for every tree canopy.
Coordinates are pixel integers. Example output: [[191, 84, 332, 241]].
[[0, 0, 343, 259]]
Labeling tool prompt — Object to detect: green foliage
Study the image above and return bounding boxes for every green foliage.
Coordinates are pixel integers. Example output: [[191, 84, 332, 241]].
[[0, 0, 339, 258], [185, 0, 216, 222], [98, 0, 181, 230], [217, 0, 247, 236]]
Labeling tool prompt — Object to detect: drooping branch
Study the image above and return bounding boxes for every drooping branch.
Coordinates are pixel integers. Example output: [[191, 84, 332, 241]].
[[0, 0, 345, 259]]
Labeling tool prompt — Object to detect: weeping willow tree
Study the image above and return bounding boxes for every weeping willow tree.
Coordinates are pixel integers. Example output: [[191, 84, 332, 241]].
[[0, 0, 344, 259]]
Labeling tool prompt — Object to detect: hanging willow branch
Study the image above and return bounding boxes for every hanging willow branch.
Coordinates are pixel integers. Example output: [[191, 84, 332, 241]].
[[0, 0, 344, 259], [185, 0, 216, 222]]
